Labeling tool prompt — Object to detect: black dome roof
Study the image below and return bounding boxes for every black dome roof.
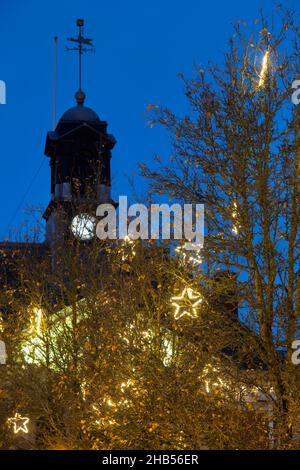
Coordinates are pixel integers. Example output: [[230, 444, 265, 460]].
[[59, 104, 100, 123], [58, 91, 100, 124]]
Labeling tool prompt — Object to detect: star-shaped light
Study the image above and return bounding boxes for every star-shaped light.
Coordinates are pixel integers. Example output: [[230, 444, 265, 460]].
[[175, 244, 203, 267], [171, 287, 203, 320], [7, 413, 29, 434]]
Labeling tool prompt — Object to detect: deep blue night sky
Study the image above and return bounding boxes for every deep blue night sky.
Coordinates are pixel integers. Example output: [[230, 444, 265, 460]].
[[0, 0, 298, 239]]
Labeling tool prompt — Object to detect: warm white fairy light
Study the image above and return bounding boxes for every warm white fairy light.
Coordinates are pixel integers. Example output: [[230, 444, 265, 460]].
[[81, 381, 88, 401], [258, 50, 270, 88], [201, 363, 228, 394], [120, 379, 134, 392], [171, 287, 203, 320], [121, 235, 136, 260], [106, 398, 116, 408], [232, 201, 238, 235], [7, 413, 30, 434], [95, 418, 116, 426]]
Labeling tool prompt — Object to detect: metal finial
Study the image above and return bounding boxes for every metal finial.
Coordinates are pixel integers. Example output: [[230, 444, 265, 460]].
[[66, 19, 95, 94], [75, 89, 86, 105]]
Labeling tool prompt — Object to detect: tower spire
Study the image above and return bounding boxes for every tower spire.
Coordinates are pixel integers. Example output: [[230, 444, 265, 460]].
[[67, 19, 95, 94]]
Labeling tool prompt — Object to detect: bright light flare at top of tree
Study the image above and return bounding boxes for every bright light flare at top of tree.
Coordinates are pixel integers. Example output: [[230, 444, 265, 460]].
[[258, 50, 270, 88]]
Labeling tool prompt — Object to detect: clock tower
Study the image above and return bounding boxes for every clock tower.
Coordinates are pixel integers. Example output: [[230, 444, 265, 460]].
[[43, 20, 116, 243]]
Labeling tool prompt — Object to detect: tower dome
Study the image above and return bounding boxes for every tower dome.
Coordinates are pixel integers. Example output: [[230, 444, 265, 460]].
[[58, 90, 100, 124]]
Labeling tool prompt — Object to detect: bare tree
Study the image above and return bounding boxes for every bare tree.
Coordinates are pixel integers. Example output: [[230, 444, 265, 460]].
[[141, 8, 300, 447]]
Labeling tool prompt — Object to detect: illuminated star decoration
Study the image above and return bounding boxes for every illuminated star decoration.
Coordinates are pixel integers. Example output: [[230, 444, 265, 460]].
[[175, 244, 203, 267], [7, 413, 30, 434], [171, 287, 203, 320]]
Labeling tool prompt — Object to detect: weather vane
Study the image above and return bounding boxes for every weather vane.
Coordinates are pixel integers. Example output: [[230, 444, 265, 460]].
[[67, 19, 95, 92]]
